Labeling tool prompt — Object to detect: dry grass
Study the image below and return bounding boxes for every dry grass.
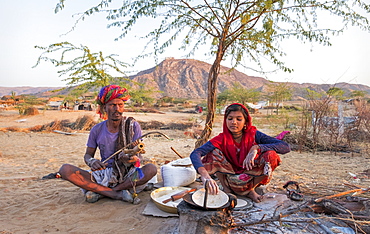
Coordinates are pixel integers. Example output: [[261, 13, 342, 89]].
[[1, 126, 28, 132], [27, 125, 44, 132], [23, 107, 39, 115], [138, 120, 164, 130], [72, 115, 96, 131], [0, 115, 98, 133]]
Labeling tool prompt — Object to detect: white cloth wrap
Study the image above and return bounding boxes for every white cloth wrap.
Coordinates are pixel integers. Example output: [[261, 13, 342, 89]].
[[87, 167, 147, 194], [92, 167, 114, 187], [161, 162, 196, 187]]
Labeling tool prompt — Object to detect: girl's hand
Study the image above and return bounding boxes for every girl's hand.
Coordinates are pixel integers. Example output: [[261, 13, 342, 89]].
[[243, 145, 259, 170], [198, 167, 219, 195], [201, 177, 219, 195]]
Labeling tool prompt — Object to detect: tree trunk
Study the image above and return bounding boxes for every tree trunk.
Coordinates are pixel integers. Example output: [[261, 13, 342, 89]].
[[195, 54, 223, 148]]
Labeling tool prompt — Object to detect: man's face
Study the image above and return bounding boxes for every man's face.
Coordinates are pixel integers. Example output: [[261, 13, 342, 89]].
[[104, 98, 125, 121]]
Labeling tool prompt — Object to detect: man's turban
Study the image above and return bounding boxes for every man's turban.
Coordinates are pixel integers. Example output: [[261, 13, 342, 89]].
[[96, 85, 130, 119], [96, 85, 130, 106]]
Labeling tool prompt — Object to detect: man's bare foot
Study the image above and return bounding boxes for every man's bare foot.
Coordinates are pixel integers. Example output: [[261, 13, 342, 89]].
[[247, 189, 263, 203]]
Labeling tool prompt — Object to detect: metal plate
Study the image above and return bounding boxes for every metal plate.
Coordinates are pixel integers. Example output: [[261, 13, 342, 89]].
[[150, 187, 189, 214]]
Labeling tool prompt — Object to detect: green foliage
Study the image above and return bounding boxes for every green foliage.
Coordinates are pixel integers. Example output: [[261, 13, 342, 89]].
[[10, 91, 16, 99], [217, 83, 261, 106], [217, 90, 231, 106], [350, 90, 367, 98], [266, 82, 292, 115], [160, 96, 175, 103], [253, 110, 299, 135], [15, 95, 45, 115], [171, 98, 187, 104], [327, 87, 345, 100], [54, 1, 370, 75], [33, 42, 130, 91], [20, 95, 46, 106], [304, 88, 326, 100], [128, 86, 158, 106]]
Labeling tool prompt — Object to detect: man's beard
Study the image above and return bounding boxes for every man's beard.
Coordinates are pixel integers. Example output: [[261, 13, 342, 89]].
[[111, 111, 123, 121]]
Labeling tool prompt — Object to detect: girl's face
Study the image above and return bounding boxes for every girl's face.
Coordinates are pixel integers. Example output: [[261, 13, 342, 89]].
[[226, 110, 246, 134]]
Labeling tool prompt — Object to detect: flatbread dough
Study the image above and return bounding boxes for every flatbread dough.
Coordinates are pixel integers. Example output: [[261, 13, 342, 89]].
[[235, 198, 248, 208], [192, 188, 229, 208], [171, 157, 193, 166]]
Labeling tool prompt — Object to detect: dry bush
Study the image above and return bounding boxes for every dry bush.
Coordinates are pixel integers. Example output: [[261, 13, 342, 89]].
[[42, 120, 72, 132], [4, 126, 28, 132], [125, 108, 165, 114], [43, 120, 62, 132], [5, 126, 22, 132], [137, 120, 193, 131], [287, 99, 370, 156], [27, 125, 44, 132], [72, 115, 96, 131], [23, 107, 39, 116], [164, 122, 193, 130], [138, 120, 164, 130], [355, 100, 370, 137], [18, 116, 97, 133]]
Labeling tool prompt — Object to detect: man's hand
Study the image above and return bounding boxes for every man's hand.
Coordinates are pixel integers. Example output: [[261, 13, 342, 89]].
[[88, 158, 106, 171], [117, 152, 139, 165]]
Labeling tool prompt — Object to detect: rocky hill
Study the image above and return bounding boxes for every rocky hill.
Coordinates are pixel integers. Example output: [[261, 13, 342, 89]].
[[0, 86, 63, 97], [129, 58, 268, 99], [1, 58, 369, 99], [128, 57, 370, 99]]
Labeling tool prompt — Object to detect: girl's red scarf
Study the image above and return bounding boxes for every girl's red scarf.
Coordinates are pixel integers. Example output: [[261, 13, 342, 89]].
[[210, 103, 257, 174]]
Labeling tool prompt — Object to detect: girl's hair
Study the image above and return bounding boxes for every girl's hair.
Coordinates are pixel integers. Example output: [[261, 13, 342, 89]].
[[225, 104, 249, 123]]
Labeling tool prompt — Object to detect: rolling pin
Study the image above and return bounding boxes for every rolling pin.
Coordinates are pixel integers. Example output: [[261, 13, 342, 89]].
[[162, 188, 196, 204]]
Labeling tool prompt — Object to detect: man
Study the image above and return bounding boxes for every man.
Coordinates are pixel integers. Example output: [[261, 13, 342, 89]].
[[58, 85, 157, 204]]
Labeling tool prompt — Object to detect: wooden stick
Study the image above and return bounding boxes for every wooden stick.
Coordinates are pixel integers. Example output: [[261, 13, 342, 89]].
[[102, 142, 144, 164], [314, 188, 369, 203], [102, 131, 170, 164], [170, 147, 183, 158], [162, 188, 196, 203]]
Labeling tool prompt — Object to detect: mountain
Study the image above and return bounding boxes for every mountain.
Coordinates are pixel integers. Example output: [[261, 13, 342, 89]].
[[128, 57, 370, 99], [129, 57, 268, 99], [0, 86, 63, 97], [1, 58, 369, 99]]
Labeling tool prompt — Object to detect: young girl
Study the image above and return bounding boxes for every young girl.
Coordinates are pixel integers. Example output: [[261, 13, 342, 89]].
[[190, 103, 290, 202]]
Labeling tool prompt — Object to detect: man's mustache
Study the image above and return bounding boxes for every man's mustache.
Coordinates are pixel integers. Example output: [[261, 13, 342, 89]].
[[113, 111, 123, 115]]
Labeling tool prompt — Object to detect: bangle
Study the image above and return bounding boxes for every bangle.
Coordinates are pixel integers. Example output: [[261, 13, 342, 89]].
[[87, 158, 96, 167]]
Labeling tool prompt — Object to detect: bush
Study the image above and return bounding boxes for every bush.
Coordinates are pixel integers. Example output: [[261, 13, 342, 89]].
[[23, 107, 39, 115]]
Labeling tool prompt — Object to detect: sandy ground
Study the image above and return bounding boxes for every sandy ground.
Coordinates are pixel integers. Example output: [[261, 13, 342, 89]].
[[0, 109, 370, 233]]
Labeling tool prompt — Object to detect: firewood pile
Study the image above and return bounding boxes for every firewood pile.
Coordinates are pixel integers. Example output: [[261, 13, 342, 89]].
[[230, 187, 370, 234]]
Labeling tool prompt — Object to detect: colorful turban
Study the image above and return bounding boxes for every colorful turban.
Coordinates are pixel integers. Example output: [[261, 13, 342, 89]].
[[96, 85, 130, 119]]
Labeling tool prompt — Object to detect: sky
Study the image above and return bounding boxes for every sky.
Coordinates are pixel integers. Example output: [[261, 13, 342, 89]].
[[1, 1, 370, 88]]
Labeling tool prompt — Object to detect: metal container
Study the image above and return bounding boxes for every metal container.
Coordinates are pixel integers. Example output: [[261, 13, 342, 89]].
[[150, 186, 190, 213]]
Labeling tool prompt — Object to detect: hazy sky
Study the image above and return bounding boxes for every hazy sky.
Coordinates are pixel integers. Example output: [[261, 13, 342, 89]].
[[1, 1, 370, 88]]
